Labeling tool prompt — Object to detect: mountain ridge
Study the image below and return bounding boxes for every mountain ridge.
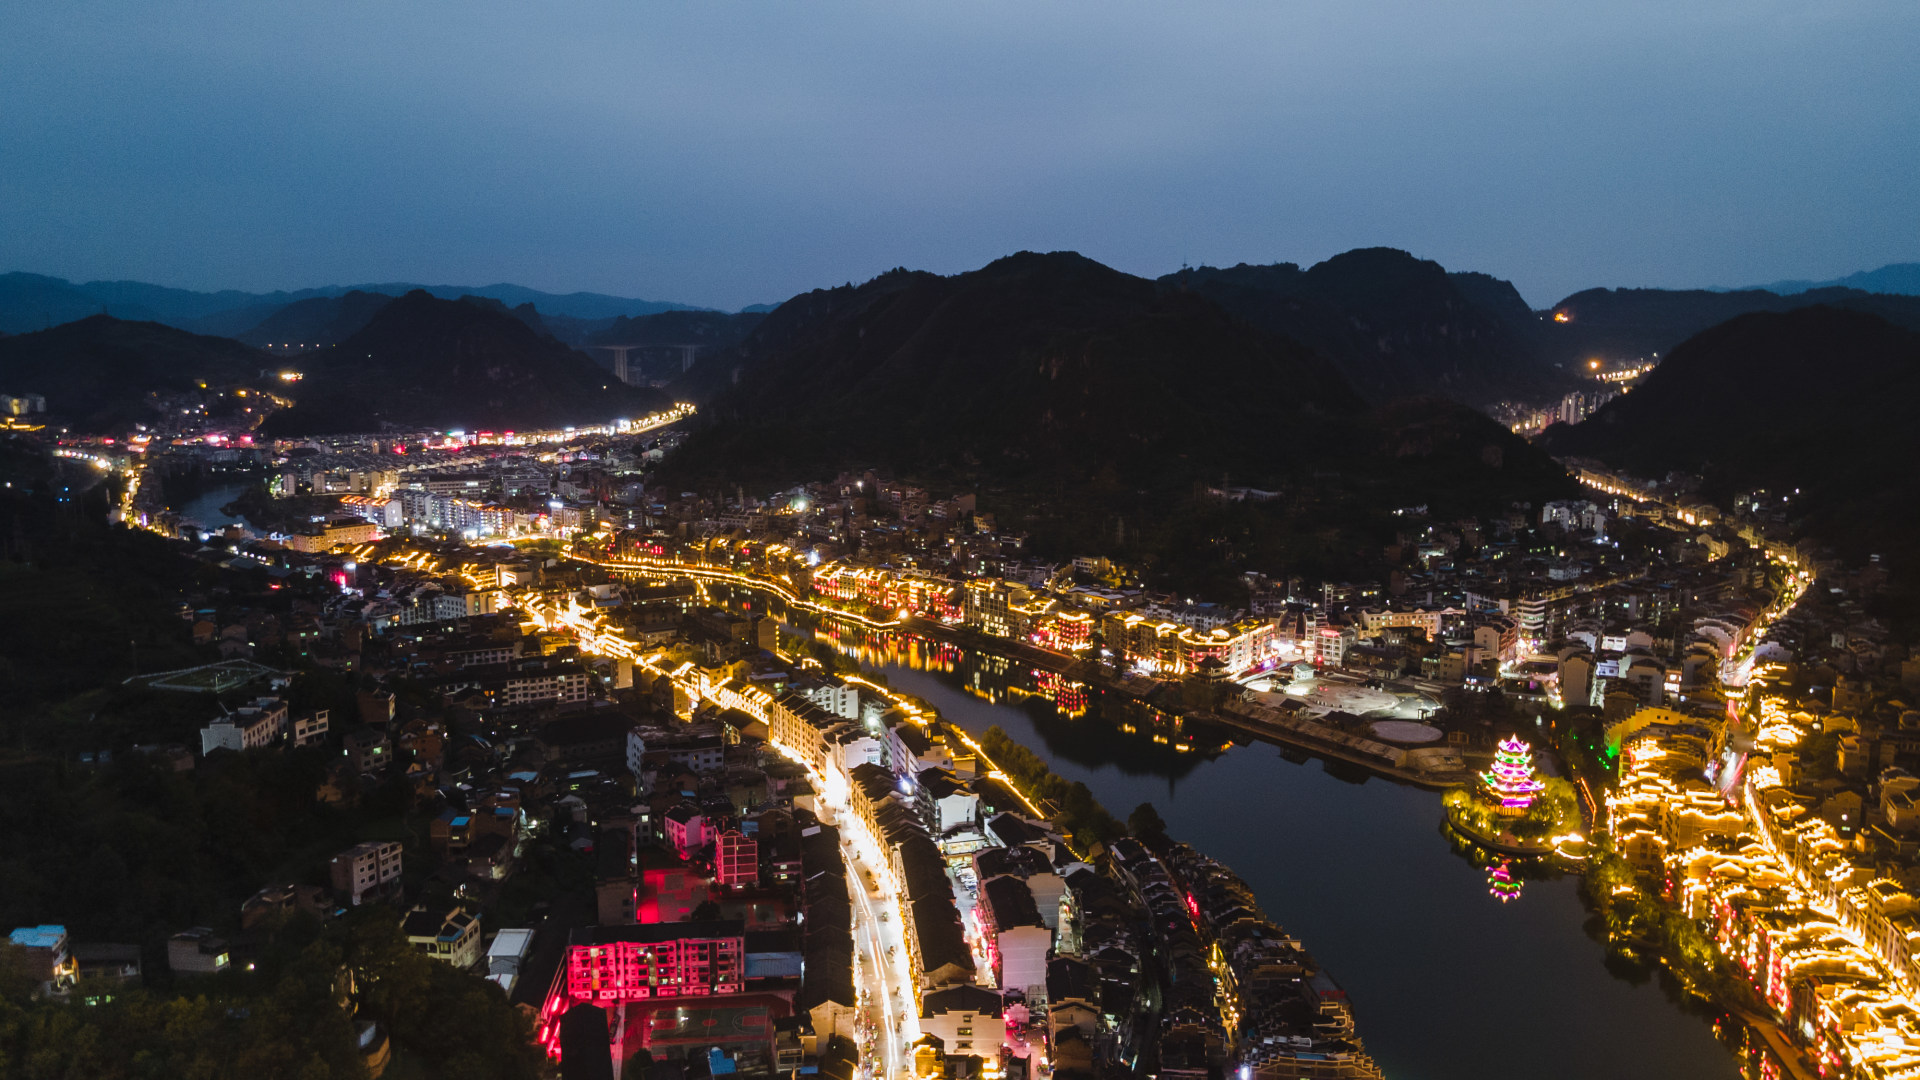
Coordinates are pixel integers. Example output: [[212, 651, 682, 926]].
[[0, 271, 713, 337], [1542, 305, 1920, 570], [1740, 262, 1920, 297], [666, 250, 1576, 591], [0, 316, 266, 432], [257, 291, 672, 436], [1157, 248, 1566, 405]]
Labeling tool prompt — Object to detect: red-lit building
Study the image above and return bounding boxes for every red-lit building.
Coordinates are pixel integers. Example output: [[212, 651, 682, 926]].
[[535, 921, 801, 1068]]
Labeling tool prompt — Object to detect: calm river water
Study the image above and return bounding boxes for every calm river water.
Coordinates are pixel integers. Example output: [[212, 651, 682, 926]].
[[169, 481, 255, 533], [727, 591, 1756, 1080]]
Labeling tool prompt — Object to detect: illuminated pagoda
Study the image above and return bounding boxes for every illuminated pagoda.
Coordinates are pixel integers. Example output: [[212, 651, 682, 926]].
[[1478, 735, 1545, 816]]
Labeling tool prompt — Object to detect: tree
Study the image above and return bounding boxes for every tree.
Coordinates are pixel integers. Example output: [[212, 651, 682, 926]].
[[1127, 802, 1169, 846]]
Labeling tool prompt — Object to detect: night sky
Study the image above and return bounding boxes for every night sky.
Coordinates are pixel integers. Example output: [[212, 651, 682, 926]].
[[4, 1, 1916, 309]]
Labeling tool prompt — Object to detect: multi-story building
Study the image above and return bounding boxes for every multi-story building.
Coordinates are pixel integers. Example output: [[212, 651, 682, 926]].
[[794, 675, 860, 721], [979, 875, 1052, 998], [1355, 607, 1456, 641], [717, 830, 759, 888], [963, 578, 1024, 638], [1102, 612, 1282, 677], [200, 696, 289, 755], [5, 925, 75, 996], [550, 921, 746, 1005], [533, 920, 807, 1067], [443, 661, 592, 708], [283, 516, 379, 553], [292, 709, 330, 747], [330, 840, 403, 905], [768, 691, 861, 778], [812, 562, 961, 620]]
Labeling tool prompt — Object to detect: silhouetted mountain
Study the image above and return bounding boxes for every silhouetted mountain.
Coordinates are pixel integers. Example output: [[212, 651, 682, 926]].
[[1532, 286, 1920, 370], [238, 290, 395, 348], [1749, 262, 1920, 297], [260, 291, 672, 436], [1543, 306, 1920, 566], [668, 252, 1574, 590], [76, 279, 278, 323], [582, 310, 766, 384], [590, 310, 764, 348], [0, 272, 706, 336], [1447, 271, 1539, 328], [0, 316, 264, 431], [1158, 248, 1562, 405], [0, 273, 153, 333], [536, 312, 621, 348]]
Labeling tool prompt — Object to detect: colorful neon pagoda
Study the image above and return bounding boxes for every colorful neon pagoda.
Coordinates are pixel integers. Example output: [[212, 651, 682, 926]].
[[1478, 735, 1545, 816]]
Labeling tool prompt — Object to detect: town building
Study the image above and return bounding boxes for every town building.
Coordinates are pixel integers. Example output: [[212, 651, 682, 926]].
[[330, 840, 403, 906]]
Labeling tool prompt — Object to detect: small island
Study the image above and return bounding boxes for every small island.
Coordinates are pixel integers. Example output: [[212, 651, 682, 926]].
[[1443, 735, 1582, 859]]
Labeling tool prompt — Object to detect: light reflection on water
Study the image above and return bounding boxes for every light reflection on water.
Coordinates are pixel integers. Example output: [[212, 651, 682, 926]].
[[714, 585, 1771, 1080]]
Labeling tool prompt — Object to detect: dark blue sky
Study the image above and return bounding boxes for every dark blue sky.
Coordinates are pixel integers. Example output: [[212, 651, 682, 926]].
[[4, 2, 1915, 309]]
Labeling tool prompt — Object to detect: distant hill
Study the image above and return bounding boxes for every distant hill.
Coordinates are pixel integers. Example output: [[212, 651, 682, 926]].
[[1749, 262, 1920, 297], [259, 291, 673, 436], [0, 272, 707, 336], [0, 273, 158, 333], [583, 310, 765, 383], [1157, 248, 1564, 405], [590, 310, 764, 348], [239, 290, 395, 349], [668, 251, 1575, 590], [1532, 286, 1920, 370], [0, 316, 265, 432], [1542, 306, 1920, 566], [323, 282, 706, 321]]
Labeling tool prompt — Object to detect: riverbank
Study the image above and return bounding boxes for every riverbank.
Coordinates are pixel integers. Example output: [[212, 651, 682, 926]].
[[865, 659, 1744, 1080], [596, 556, 1480, 788]]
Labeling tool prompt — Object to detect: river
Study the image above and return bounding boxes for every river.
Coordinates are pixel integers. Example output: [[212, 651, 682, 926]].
[[709, 585, 1761, 1080], [168, 481, 256, 533]]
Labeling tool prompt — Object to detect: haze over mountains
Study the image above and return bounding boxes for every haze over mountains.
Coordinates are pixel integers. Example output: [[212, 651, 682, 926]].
[[6, 255, 1919, 410], [0, 272, 709, 339], [1, 247, 1915, 588], [1744, 263, 1920, 297]]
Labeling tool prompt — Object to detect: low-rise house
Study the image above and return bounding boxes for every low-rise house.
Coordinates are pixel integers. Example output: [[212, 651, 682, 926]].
[[71, 943, 142, 1000], [167, 928, 230, 976], [241, 881, 332, 929], [404, 907, 482, 969], [486, 928, 535, 996]]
